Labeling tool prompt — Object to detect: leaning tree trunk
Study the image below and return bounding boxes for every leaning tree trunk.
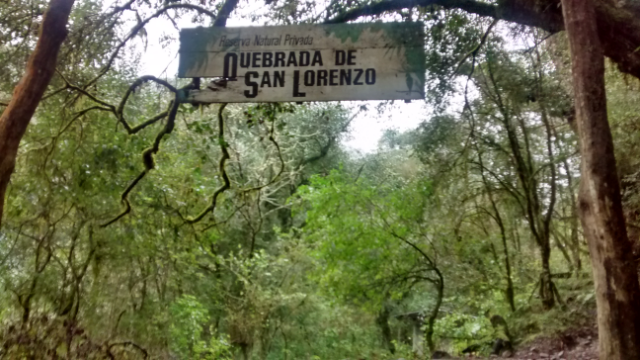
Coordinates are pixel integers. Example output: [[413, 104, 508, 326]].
[[561, 0, 640, 358], [0, 0, 75, 228]]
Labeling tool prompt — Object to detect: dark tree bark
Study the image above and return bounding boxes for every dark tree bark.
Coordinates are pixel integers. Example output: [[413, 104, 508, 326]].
[[0, 0, 76, 228], [561, 0, 640, 358], [539, 245, 554, 309], [212, 0, 239, 27], [424, 268, 444, 353], [376, 302, 396, 354], [328, 0, 640, 81]]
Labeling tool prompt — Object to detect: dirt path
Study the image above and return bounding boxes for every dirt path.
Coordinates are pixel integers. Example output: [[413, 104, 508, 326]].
[[463, 327, 598, 360], [499, 338, 596, 360]]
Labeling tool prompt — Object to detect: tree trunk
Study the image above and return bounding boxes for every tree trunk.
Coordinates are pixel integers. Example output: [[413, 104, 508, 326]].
[[425, 272, 444, 354], [476, 146, 516, 312], [550, 112, 582, 273], [561, 0, 640, 358], [502, 235, 516, 312], [376, 303, 395, 354], [567, 178, 582, 273], [0, 0, 75, 228], [539, 244, 555, 310], [566, 172, 582, 273], [485, 59, 558, 309]]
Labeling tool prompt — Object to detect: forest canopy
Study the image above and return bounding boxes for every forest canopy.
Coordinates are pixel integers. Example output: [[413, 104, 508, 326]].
[[1, 0, 640, 359]]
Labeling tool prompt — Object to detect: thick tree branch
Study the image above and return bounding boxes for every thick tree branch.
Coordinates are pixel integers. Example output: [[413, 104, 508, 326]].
[[325, 0, 563, 33], [127, 107, 171, 135], [213, 0, 240, 27], [115, 75, 177, 134]]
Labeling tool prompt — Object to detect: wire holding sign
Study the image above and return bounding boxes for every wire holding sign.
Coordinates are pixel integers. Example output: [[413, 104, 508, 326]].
[[178, 22, 425, 103]]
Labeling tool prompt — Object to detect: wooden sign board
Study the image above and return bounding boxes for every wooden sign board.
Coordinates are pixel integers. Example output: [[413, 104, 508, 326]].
[[178, 22, 425, 103]]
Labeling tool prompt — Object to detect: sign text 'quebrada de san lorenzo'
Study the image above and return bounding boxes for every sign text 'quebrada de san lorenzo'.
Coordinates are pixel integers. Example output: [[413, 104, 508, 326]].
[[178, 22, 425, 103]]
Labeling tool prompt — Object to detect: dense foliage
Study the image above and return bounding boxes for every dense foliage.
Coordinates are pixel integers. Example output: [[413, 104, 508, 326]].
[[1, 0, 640, 359]]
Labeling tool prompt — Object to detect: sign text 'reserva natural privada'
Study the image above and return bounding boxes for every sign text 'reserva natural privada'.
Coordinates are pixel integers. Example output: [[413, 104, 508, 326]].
[[178, 22, 425, 103]]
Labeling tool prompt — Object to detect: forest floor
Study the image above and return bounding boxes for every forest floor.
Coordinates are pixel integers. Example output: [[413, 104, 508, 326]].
[[462, 326, 598, 360]]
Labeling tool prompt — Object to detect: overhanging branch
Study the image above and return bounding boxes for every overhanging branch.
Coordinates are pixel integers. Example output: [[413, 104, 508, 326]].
[[326, 0, 640, 80], [325, 0, 563, 33]]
